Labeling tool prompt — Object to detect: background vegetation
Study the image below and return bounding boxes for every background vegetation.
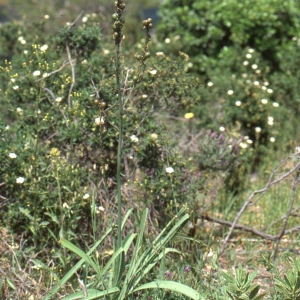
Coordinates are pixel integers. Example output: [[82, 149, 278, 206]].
[[1, 0, 300, 299]]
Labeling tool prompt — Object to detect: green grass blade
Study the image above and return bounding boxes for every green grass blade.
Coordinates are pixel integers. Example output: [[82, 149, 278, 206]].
[[61, 287, 119, 300], [43, 228, 112, 300], [121, 208, 133, 230], [61, 238, 101, 276], [132, 280, 202, 300]]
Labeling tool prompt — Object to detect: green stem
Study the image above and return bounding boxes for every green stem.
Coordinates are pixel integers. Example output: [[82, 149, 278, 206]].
[[115, 40, 123, 251]]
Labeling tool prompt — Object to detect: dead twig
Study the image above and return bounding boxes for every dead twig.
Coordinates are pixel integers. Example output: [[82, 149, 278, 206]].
[[219, 155, 300, 256]]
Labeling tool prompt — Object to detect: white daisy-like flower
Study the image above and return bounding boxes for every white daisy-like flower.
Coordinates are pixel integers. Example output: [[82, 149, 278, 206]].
[[40, 44, 48, 51], [227, 90, 234, 95], [82, 16, 88, 23], [242, 73, 248, 78], [166, 167, 174, 174], [149, 69, 157, 75], [263, 81, 269, 86], [255, 127, 261, 133], [33, 70, 41, 76], [151, 133, 158, 140], [270, 137, 275, 142], [142, 94, 148, 99], [156, 52, 165, 56], [95, 116, 105, 125], [16, 177, 25, 184], [44, 15, 50, 19], [295, 146, 300, 153], [251, 64, 258, 69], [12, 85, 19, 90], [253, 81, 259, 85], [246, 53, 252, 59], [55, 97, 63, 103], [103, 49, 110, 55], [243, 61, 249, 66], [9, 153, 17, 159], [239, 142, 248, 149], [23, 50, 28, 55], [273, 102, 279, 107], [219, 126, 225, 132], [83, 193, 90, 199], [130, 135, 139, 143], [165, 38, 171, 44], [207, 81, 213, 87], [261, 99, 268, 104], [248, 48, 255, 53], [235, 101, 241, 106], [267, 88, 273, 93]]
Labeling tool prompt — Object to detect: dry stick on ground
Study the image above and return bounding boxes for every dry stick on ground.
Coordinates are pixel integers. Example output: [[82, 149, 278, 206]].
[[217, 155, 300, 256]]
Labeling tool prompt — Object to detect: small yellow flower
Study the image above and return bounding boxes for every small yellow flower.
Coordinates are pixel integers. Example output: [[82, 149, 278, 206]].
[[184, 112, 194, 119], [50, 147, 60, 157]]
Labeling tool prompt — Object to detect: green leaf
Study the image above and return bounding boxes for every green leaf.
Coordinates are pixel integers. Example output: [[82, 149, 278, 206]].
[[43, 227, 112, 300], [61, 287, 119, 300], [132, 280, 202, 300], [61, 238, 101, 277]]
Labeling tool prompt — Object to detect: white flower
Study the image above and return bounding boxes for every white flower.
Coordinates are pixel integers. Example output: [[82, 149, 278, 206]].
[[243, 61, 249, 66], [63, 202, 70, 209], [44, 15, 50, 19], [16, 177, 25, 184], [242, 73, 248, 78], [235, 101, 241, 106], [270, 137, 275, 143], [16, 107, 23, 113], [9, 153, 17, 159], [151, 133, 158, 140], [166, 167, 174, 174], [43, 73, 49, 78], [165, 38, 171, 43], [18, 36, 24, 42], [262, 86, 267, 90], [83, 193, 90, 199], [267, 88, 273, 93], [33, 70, 41, 76], [251, 64, 258, 69], [248, 48, 255, 53], [156, 52, 165, 56], [263, 81, 269, 86], [82, 16, 88, 23], [227, 90, 234, 95], [130, 135, 139, 143], [149, 69, 157, 75], [12, 85, 19, 90], [55, 97, 63, 103], [261, 99, 268, 104], [255, 70, 261, 74], [142, 94, 148, 99], [246, 53, 252, 59], [103, 49, 110, 55], [239, 142, 248, 149], [173, 35, 180, 41], [253, 81, 259, 85], [96, 206, 105, 213], [295, 147, 300, 153], [81, 59, 88, 64], [268, 116, 274, 122], [23, 50, 28, 55], [5, 125, 9, 130], [247, 139, 253, 144], [40, 44, 48, 51], [255, 127, 261, 133], [207, 81, 213, 87], [95, 116, 105, 125], [273, 102, 279, 107], [10, 78, 15, 83], [219, 126, 225, 132]]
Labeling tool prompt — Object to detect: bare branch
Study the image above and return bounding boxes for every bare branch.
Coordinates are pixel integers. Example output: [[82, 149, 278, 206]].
[[219, 156, 300, 255], [66, 43, 76, 109]]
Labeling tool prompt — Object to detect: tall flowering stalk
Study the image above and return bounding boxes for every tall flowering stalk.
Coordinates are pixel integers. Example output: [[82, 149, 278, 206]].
[[112, 0, 126, 286]]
